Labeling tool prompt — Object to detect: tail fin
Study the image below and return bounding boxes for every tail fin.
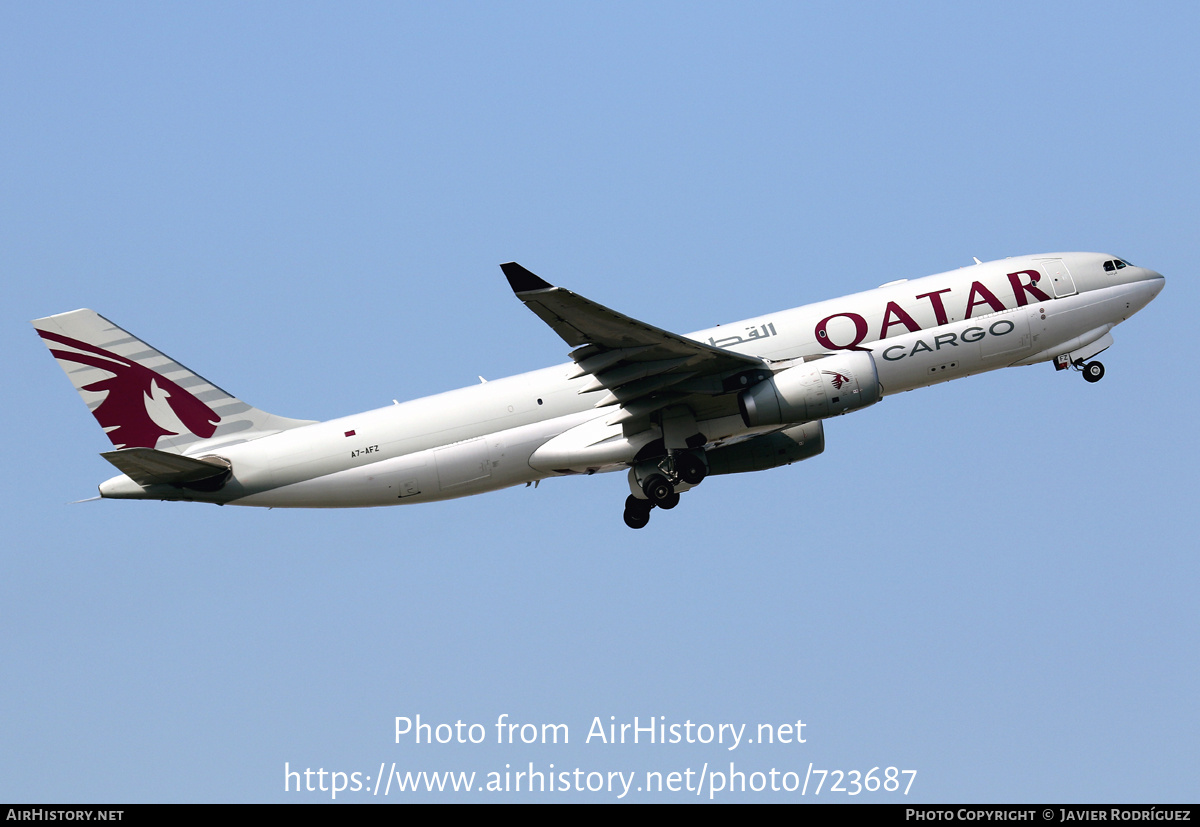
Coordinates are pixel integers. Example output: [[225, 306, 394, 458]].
[[32, 309, 316, 454]]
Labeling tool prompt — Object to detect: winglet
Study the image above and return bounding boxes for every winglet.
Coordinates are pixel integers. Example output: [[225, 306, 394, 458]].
[[501, 262, 554, 294]]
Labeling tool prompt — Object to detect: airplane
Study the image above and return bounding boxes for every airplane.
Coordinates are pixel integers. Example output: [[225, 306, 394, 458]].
[[33, 252, 1164, 528]]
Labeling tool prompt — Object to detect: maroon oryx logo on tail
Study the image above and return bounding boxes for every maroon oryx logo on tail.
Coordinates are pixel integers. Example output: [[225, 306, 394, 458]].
[[38, 330, 221, 449], [822, 370, 850, 390]]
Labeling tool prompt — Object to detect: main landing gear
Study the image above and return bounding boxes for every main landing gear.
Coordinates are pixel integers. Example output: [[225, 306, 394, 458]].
[[1059, 352, 1107, 383], [622, 451, 708, 529]]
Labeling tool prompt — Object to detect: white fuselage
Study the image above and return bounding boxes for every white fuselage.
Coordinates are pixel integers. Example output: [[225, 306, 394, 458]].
[[98, 252, 1164, 507]]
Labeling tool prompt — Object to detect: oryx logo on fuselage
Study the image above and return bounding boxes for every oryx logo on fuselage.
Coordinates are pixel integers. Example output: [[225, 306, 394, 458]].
[[38, 330, 221, 449]]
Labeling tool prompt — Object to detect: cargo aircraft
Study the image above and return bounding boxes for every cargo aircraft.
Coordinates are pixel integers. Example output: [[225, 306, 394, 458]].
[[34, 253, 1164, 528]]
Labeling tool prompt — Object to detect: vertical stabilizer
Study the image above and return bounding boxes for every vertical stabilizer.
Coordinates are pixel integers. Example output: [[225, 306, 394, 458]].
[[33, 309, 316, 454]]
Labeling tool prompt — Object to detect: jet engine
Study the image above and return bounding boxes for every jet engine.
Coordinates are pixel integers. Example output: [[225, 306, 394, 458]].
[[707, 421, 825, 475], [738, 351, 880, 428]]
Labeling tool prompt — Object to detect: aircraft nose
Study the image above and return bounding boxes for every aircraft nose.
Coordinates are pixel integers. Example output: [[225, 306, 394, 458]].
[[1143, 269, 1166, 298]]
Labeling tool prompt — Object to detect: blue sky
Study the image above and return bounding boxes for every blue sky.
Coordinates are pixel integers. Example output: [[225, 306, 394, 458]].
[[2, 1, 1196, 802]]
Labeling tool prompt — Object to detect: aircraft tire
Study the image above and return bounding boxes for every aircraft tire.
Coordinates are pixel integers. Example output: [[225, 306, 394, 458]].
[[658, 491, 681, 510], [623, 508, 650, 529], [642, 474, 675, 507], [1083, 361, 1105, 383], [675, 452, 707, 485], [623, 495, 652, 529]]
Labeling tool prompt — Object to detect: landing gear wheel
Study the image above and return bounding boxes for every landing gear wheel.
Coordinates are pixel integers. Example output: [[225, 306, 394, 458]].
[[642, 473, 675, 507], [674, 452, 707, 485], [1082, 361, 1105, 383], [623, 495, 652, 529], [658, 491, 681, 510]]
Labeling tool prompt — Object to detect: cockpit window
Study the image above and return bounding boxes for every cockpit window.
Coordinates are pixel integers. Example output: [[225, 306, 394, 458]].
[[1103, 259, 1132, 272]]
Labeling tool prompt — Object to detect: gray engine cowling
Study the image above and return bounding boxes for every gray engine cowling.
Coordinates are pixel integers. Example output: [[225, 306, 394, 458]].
[[738, 351, 881, 428], [707, 421, 825, 475]]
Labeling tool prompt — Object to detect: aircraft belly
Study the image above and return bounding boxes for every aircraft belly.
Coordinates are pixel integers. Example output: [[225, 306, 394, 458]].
[[230, 449, 495, 507], [434, 438, 493, 489], [229, 409, 599, 508]]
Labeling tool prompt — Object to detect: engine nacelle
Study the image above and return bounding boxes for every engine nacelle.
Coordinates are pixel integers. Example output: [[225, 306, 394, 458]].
[[707, 421, 824, 475], [738, 351, 880, 428]]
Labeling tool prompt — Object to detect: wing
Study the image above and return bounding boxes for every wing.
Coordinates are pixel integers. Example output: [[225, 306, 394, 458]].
[[502, 263, 770, 429]]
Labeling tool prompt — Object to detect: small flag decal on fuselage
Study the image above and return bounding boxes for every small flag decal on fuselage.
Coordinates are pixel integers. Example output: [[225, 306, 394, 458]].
[[344, 430, 356, 437]]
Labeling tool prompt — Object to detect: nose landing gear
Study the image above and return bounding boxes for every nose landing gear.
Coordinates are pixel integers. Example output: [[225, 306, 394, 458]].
[[1064, 354, 1106, 383], [1081, 361, 1105, 383]]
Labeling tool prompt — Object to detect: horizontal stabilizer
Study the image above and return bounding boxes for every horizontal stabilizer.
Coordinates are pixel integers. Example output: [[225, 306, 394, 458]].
[[101, 447, 231, 488]]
